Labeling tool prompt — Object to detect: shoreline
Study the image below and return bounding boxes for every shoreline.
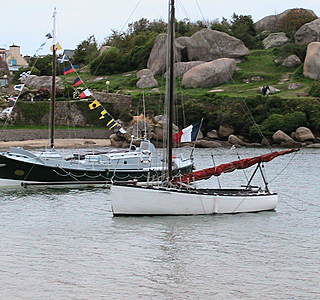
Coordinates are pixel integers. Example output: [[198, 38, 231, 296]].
[[0, 139, 111, 150]]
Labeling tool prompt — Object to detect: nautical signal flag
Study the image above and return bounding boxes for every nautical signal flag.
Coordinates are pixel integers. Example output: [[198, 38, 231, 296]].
[[50, 43, 62, 51], [72, 77, 84, 87], [106, 119, 118, 130], [99, 109, 108, 119], [14, 84, 25, 91], [173, 122, 201, 143], [88, 99, 101, 110], [79, 89, 92, 99], [63, 66, 75, 75]]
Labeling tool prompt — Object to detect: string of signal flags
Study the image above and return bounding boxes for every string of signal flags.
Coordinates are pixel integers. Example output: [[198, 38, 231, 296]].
[[62, 63, 127, 134]]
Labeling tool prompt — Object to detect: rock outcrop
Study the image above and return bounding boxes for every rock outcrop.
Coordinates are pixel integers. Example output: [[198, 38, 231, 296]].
[[176, 29, 249, 62], [255, 9, 317, 32], [262, 32, 289, 49], [165, 61, 205, 78], [295, 18, 320, 45], [22, 75, 64, 91], [136, 69, 158, 88], [181, 58, 236, 88], [303, 42, 320, 80], [282, 55, 302, 68], [218, 124, 234, 139], [295, 127, 315, 142], [272, 130, 294, 144], [147, 34, 182, 75]]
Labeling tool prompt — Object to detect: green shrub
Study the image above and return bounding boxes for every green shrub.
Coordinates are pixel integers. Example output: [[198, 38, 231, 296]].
[[309, 82, 320, 97], [272, 43, 307, 62], [292, 64, 304, 80], [260, 111, 308, 136], [90, 47, 129, 75]]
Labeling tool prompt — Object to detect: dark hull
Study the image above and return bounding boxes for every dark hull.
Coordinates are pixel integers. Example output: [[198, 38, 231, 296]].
[[0, 154, 193, 183]]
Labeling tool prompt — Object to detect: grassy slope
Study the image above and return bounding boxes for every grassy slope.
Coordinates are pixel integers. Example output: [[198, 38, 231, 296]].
[[61, 49, 316, 101]]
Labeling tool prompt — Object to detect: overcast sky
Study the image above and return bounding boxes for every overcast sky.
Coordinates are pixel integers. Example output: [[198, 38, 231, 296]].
[[1, 0, 319, 56]]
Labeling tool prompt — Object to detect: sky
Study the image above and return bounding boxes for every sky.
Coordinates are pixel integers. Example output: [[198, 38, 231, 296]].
[[1, 0, 319, 56]]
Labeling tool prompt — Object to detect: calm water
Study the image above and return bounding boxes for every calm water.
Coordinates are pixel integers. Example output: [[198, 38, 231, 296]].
[[0, 147, 319, 300]]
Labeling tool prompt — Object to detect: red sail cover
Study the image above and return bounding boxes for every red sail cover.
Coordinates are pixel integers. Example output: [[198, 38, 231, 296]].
[[173, 148, 298, 184]]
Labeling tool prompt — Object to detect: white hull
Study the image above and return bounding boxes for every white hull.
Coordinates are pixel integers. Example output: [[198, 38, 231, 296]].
[[111, 185, 278, 216]]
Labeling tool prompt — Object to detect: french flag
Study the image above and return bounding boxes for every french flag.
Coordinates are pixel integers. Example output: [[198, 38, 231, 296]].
[[72, 77, 84, 87], [79, 89, 92, 99], [63, 66, 75, 75], [173, 122, 201, 143]]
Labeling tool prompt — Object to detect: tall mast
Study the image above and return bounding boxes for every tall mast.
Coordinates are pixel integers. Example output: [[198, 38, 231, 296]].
[[166, 0, 175, 180], [50, 8, 57, 148]]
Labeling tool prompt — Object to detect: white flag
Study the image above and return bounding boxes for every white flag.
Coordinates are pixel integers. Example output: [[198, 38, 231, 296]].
[[14, 84, 25, 91]]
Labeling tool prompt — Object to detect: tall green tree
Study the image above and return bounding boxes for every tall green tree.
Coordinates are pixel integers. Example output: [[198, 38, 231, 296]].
[[72, 35, 98, 66]]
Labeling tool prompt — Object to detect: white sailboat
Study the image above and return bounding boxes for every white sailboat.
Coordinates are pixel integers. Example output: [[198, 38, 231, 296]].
[[110, 0, 298, 216]]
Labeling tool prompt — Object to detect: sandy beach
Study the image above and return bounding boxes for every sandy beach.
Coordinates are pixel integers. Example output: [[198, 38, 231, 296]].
[[0, 138, 111, 150], [0, 129, 112, 149]]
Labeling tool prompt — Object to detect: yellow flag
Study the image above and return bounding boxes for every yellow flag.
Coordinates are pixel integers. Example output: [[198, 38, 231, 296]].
[[50, 42, 63, 51], [99, 109, 108, 119], [106, 119, 118, 129], [88, 99, 101, 110]]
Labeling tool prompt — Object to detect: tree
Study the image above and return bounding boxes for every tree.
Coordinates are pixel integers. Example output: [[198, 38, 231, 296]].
[[72, 35, 98, 66], [230, 14, 257, 49], [90, 47, 128, 75]]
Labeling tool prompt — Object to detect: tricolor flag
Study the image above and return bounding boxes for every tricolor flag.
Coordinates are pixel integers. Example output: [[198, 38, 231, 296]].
[[79, 89, 92, 99], [14, 84, 25, 91], [72, 77, 84, 87], [173, 122, 201, 143], [63, 66, 75, 75]]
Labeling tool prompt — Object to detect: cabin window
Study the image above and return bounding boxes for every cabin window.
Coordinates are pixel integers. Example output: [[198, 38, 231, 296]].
[[124, 161, 127, 164]]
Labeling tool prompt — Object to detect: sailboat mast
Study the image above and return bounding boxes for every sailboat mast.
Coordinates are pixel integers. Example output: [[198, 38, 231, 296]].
[[50, 8, 57, 148], [167, 0, 175, 180]]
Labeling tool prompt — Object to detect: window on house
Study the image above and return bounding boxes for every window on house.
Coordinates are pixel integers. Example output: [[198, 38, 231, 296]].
[[10, 59, 17, 66]]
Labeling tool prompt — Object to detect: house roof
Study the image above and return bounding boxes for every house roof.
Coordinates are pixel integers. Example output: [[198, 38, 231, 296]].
[[63, 49, 75, 58]]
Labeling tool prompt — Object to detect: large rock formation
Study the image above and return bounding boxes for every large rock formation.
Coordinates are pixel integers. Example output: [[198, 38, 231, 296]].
[[181, 58, 236, 88], [176, 29, 249, 62], [295, 127, 315, 142], [262, 32, 289, 49], [165, 61, 205, 78], [147, 34, 182, 75], [295, 18, 320, 45], [272, 130, 294, 144], [136, 69, 158, 88], [22, 75, 64, 91], [255, 8, 317, 32], [304, 42, 320, 80]]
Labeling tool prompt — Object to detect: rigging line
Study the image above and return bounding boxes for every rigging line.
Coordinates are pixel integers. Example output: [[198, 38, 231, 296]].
[[119, 0, 143, 32], [268, 150, 298, 183], [280, 191, 320, 209], [194, 0, 209, 27], [176, 0, 192, 22], [63, 61, 118, 124], [278, 192, 306, 211], [91, 0, 143, 76], [239, 98, 272, 151], [0, 37, 52, 132]]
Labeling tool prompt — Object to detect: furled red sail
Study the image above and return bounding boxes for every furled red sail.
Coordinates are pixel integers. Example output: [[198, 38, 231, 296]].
[[173, 148, 298, 184]]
